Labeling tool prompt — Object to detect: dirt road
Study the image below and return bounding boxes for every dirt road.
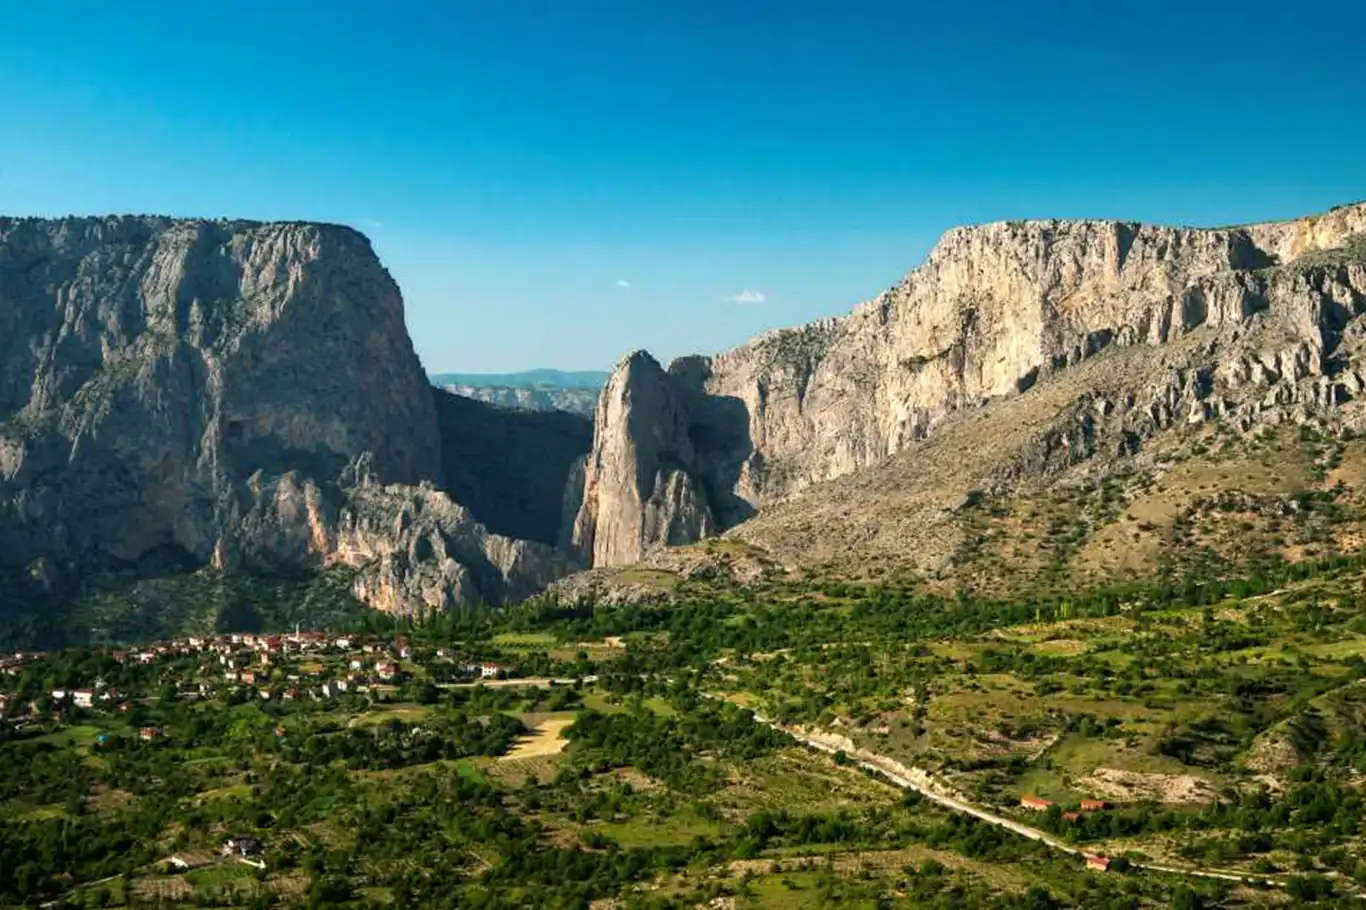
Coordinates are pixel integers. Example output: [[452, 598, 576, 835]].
[[754, 712, 1300, 891]]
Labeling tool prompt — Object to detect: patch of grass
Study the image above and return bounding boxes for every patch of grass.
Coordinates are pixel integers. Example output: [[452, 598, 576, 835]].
[[33, 724, 102, 748], [351, 705, 433, 727], [19, 803, 67, 821], [1030, 638, 1090, 656], [492, 632, 558, 648], [196, 784, 254, 803], [595, 811, 727, 848], [1015, 767, 1081, 804], [643, 696, 677, 718], [580, 692, 627, 713]]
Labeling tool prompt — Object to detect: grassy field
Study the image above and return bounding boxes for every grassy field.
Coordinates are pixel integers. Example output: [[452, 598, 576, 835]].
[[350, 704, 433, 726], [34, 724, 103, 748], [492, 631, 558, 647]]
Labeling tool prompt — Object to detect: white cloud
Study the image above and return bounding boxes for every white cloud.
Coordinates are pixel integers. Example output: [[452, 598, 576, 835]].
[[723, 289, 766, 304], [615, 279, 631, 290]]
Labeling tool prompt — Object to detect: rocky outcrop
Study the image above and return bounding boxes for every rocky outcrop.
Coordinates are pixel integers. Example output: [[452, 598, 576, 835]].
[[0, 216, 572, 615], [570, 352, 717, 567], [232, 463, 570, 612], [575, 203, 1366, 566]]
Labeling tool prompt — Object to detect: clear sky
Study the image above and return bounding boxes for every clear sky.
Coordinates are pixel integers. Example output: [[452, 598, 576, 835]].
[[3, 1, 1363, 373]]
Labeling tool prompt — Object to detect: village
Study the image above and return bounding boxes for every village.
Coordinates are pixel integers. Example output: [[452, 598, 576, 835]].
[[0, 630, 526, 731], [0, 627, 603, 890]]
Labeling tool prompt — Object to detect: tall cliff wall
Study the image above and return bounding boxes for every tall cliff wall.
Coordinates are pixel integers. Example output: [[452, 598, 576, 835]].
[[573, 203, 1366, 567], [0, 216, 571, 613]]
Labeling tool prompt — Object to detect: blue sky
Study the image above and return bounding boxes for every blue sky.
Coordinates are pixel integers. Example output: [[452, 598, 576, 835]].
[[3, 1, 1364, 373]]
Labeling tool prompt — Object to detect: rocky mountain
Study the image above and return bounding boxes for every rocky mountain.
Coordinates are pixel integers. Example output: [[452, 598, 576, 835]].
[[0, 216, 582, 628], [570, 202, 1366, 571], [8, 203, 1366, 632], [440, 383, 599, 416]]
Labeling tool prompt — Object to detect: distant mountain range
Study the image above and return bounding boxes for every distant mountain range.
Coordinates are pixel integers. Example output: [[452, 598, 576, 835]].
[[430, 369, 608, 417], [429, 369, 609, 391], [437, 385, 599, 417]]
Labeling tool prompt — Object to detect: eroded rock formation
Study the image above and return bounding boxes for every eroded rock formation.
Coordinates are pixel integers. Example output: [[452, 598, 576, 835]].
[[0, 216, 573, 614], [569, 352, 716, 567]]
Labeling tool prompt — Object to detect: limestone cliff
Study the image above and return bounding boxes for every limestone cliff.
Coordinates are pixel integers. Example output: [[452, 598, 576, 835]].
[[574, 203, 1366, 567], [570, 352, 715, 567], [0, 215, 570, 615]]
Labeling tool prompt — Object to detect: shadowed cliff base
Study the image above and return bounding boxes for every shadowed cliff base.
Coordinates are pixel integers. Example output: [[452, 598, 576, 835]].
[[431, 387, 592, 547]]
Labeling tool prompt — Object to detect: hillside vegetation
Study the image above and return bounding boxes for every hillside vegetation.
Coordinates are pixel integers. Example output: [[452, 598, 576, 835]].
[[9, 539, 1366, 906]]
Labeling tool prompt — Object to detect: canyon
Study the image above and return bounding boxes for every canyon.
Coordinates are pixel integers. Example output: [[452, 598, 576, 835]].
[[4, 203, 1366, 626]]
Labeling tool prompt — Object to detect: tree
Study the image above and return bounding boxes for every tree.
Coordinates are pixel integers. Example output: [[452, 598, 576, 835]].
[[1170, 884, 1203, 910]]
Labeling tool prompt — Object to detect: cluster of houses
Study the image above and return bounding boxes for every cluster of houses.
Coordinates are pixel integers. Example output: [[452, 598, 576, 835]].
[[1, 632, 515, 726], [165, 836, 265, 873], [1020, 794, 1109, 820], [0, 652, 33, 677], [1019, 794, 1114, 870]]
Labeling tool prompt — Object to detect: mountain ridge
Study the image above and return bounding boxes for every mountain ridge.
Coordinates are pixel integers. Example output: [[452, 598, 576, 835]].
[[5, 202, 1366, 635], [439, 383, 600, 417], [568, 201, 1366, 573]]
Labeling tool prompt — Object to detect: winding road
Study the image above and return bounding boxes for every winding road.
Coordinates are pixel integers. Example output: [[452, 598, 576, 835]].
[[751, 711, 1308, 892]]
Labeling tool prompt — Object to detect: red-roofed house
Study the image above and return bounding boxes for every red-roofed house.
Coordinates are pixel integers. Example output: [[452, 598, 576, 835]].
[[1020, 795, 1053, 811]]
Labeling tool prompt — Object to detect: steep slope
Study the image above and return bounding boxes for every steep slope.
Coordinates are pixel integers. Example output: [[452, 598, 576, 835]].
[[0, 216, 570, 624], [572, 203, 1366, 568], [569, 352, 718, 567]]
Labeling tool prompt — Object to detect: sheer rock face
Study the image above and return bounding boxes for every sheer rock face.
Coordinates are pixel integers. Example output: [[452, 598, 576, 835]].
[[0, 216, 570, 612], [570, 352, 715, 567], [575, 203, 1366, 567]]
